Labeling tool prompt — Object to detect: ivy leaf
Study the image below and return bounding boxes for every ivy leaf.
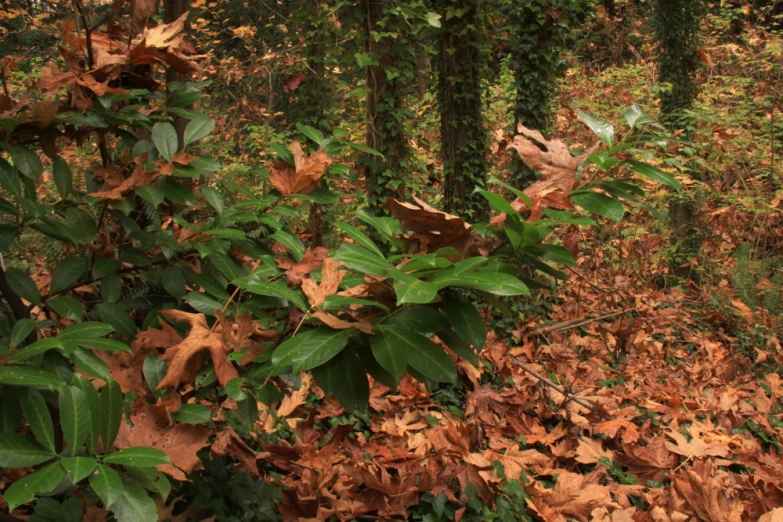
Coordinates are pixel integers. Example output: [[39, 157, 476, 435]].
[[272, 328, 358, 373], [425, 12, 442, 27]]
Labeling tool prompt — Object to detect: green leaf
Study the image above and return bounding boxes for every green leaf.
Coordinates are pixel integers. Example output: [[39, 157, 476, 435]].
[[10, 318, 35, 348], [1, 143, 44, 180], [273, 328, 357, 373], [5, 268, 41, 305], [134, 185, 166, 207], [4, 462, 65, 512], [7, 338, 62, 361], [60, 385, 90, 452], [93, 258, 120, 280], [20, 389, 55, 452], [627, 160, 680, 190], [432, 271, 530, 296], [103, 447, 171, 467], [58, 321, 114, 341], [172, 404, 212, 424], [349, 142, 383, 157], [296, 123, 325, 146], [78, 338, 131, 353], [72, 347, 111, 380], [391, 272, 438, 305], [270, 230, 304, 262], [184, 117, 215, 146], [232, 277, 308, 311], [437, 327, 479, 364], [200, 185, 224, 214], [0, 433, 55, 468], [333, 223, 384, 258], [623, 105, 653, 129], [570, 190, 625, 222], [152, 122, 178, 161], [442, 294, 486, 350], [0, 366, 65, 389], [322, 295, 389, 313], [49, 257, 88, 294], [65, 207, 97, 245], [118, 247, 151, 267], [61, 456, 97, 484], [425, 11, 442, 27], [382, 306, 449, 333], [47, 296, 84, 321], [577, 110, 615, 146], [53, 157, 73, 199], [208, 252, 242, 281], [72, 376, 100, 455], [0, 224, 19, 251], [373, 325, 457, 384], [99, 379, 123, 449], [270, 143, 294, 167], [90, 464, 123, 508], [125, 465, 171, 502], [95, 303, 137, 338], [0, 157, 22, 199], [334, 243, 393, 276], [184, 292, 225, 316], [312, 349, 369, 410], [143, 356, 167, 398]]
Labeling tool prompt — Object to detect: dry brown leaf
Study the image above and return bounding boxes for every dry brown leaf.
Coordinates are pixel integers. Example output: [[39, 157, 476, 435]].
[[114, 398, 210, 480], [210, 426, 260, 478], [665, 423, 730, 459], [268, 142, 333, 194], [156, 310, 238, 389], [575, 437, 615, 464], [384, 196, 476, 256], [277, 246, 328, 284], [760, 508, 783, 522], [277, 373, 312, 418]]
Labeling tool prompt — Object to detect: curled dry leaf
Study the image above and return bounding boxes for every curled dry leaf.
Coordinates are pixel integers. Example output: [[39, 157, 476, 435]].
[[302, 257, 373, 333], [384, 196, 476, 256], [277, 246, 329, 284], [210, 426, 261, 478], [156, 309, 239, 390], [114, 397, 210, 480], [269, 142, 333, 195]]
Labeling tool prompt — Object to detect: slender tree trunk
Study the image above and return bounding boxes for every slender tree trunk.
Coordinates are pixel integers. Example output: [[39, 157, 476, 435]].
[[437, 0, 488, 220]]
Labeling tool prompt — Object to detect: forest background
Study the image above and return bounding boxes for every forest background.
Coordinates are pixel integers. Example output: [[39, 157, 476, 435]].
[[1, 0, 783, 520]]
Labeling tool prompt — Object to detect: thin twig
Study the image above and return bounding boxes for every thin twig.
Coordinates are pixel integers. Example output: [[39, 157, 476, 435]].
[[511, 357, 613, 421], [529, 307, 638, 336]]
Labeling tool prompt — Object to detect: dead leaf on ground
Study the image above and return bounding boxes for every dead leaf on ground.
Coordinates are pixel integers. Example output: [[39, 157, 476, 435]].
[[269, 142, 333, 194]]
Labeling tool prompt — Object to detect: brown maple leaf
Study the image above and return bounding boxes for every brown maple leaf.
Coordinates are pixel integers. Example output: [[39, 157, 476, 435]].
[[574, 437, 615, 464], [383, 196, 476, 256], [114, 397, 210, 480], [156, 309, 239, 390], [210, 426, 260, 478], [302, 258, 373, 334], [665, 422, 730, 459], [507, 123, 598, 219], [268, 142, 333, 195], [277, 246, 328, 284]]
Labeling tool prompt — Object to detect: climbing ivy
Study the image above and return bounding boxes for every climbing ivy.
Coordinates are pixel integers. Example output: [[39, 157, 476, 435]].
[[654, 0, 703, 127], [435, 0, 490, 220]]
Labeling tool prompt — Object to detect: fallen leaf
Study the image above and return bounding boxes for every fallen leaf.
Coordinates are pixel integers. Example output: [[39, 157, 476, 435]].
[[269, 142, 333, 195]]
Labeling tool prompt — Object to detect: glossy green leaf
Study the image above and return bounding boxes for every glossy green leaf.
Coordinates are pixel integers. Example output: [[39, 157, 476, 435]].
[[103, 447, 171, 467], [627, 160, 680, 190], [200, 185, 224, 214], [373, 325, 457, 384], [152, 122, 178, 161], [296, 123, 325, 145], [381, 306, 449, 333], [60, 385, 91, 452], [143, 356, 167, 398], [58, 321, 114, 341], [99, 379, 123, 449], [47, 296, 84, 321], [65, 207, 97, 245], [273, 328, 357, 373], [72, 376, 100, 455], [90, 464, 123, 508], [0, 433, 55, 468], [577, 110, 615, 146], [437, 327, 479, 364], [184, 117, 215, 146], [20, 388, 55, 452], [4, 462, 65, 512], [72, 347, 111, 381], [52, 157, 73, 199], [61, 456, 97, 484], [312, 349, 369, 410], [392, 272, 438, 305], [623, 105, 653, 129], [442, 294, 486, 350], [77, 338, 131, 353], [10, 318, 35, 348], [49, 257, 88, 294], [570, 190, 625, 222], [172, 404, 212, 424], [118, 247, 151, 267], [270, 230, 304, 262], [333, 223, 384, 258], [5, 268, 41, 305], [0, 366, 65, 389], [334, 243, 393, 276], [232, 277, 308, 311], [1, 143, 44, 180], [95, 303, 137, 338], [432, 271, 530, 296]]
